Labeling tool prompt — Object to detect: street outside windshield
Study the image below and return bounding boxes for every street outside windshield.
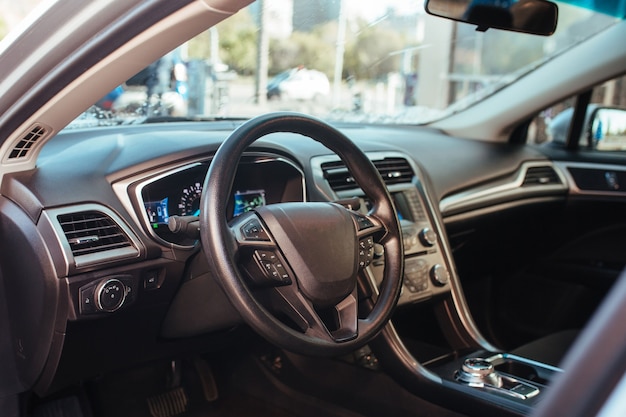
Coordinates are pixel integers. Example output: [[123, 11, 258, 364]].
[[1, 0, 619, 127]]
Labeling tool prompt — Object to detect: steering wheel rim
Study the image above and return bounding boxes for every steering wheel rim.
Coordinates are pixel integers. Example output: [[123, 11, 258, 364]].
[[200, 112, 403, 356]]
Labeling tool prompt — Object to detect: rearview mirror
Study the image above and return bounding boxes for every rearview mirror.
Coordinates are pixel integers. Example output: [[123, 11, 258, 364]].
[[425, 0, 559, 36]]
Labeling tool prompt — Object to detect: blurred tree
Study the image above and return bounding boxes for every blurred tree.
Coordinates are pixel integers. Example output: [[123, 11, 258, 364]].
[[481, 32, 544, 75], [343, 23, 405, 80], [0, 16, 7, 40], [188, 9, 258, 75], [269, 30, 335, 76], [187, 30, 211, 60]]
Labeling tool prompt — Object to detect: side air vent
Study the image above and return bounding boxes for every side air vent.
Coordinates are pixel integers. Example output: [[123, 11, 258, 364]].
[[522, 166, 562, 186], [321, 157, 414, 192], [58, 211, 133, 257], [9, 124, 50, 160]]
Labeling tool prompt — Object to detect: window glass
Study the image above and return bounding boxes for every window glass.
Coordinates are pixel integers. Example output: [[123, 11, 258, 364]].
[[527, 98, 576, 145], [528, 74, 626, 149], [590, 77, 626, 151]]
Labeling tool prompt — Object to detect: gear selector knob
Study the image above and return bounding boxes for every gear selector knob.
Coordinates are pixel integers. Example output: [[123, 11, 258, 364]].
[[462, 358, 494, 376], [457, 357, 501, 387]]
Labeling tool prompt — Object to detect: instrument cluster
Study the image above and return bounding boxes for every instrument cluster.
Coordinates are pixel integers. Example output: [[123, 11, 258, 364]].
[[139, 155, 305, 247]]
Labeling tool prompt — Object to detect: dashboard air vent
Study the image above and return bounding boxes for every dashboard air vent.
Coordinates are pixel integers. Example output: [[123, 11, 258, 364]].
[[9, 124, 49, 160], [58, 211, 133, 257], [522, 166, 562, 186], [373, 158, 415, 185], [321, 157, 414, 192]]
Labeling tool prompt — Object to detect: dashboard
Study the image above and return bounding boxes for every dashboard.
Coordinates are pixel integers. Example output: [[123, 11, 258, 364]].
[[128, 146, 456, 307], [4, 120, 625, 401]]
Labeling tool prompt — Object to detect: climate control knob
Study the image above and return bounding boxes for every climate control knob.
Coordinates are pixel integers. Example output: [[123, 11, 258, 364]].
[[95, 278, 127, 312], [430, 264, 449, 286], [418, 227, 437, 247]]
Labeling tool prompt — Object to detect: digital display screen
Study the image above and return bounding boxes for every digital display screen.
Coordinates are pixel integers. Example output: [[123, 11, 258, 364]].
[[233, 189, 266, 217], [363, 192, 414, 222], [392, 192, 413, 222], [144, 198, 169, 226]]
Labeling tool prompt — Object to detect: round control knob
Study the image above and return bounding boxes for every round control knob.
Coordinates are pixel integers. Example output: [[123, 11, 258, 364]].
[[462, 358, 494, 377], [95, 278, 126, 312], [457, 357, 501, 387], [430, 264, 449, 286], [418, 227, 437, 247]]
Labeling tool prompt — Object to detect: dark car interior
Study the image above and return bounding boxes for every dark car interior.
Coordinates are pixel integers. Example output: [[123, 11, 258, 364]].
[[1, 0, 626, 417], [2, 105, 624, 417]]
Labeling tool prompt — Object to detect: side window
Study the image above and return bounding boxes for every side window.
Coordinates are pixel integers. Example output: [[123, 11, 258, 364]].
[[527, 74, 626, 151], [527, 98, 575, 145]]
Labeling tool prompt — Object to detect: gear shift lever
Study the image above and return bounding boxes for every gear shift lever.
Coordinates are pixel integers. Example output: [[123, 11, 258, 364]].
[[455, 357, 540, 399], [457, 358, 502, 387]]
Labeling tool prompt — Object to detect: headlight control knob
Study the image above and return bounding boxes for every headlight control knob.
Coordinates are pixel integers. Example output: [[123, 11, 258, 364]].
[[95, 278, 127, 312]]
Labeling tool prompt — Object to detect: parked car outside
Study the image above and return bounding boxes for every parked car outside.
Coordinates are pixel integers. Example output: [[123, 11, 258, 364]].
[[267, 67, 330, 100]]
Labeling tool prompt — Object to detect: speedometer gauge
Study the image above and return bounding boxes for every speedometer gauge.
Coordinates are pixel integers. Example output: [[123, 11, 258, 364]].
[[178, 182, 203, 216]]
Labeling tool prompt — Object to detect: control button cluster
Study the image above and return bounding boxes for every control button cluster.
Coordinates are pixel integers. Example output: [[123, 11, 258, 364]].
[[253, 249, 292, 285], [241, 218, 270, 241], [351, 213, 375, 231], [403, 259, 450, 293], [404, 258, 430, 293], [79, 275, 136, 315], [358, 237, 374, 268], [402, 225, 439, 253], [402, 233, 419, 252]]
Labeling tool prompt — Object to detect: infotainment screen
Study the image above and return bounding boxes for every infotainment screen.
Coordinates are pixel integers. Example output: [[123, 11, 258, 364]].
[[233, 189, 266, 217], [363, 192, 414, 222], [392, 192, 414, 222]]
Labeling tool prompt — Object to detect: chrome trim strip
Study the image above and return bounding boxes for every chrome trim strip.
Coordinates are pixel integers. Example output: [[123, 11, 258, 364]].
[[413, 171, 500, 352], [494, 353, 564, 374], [439, 161, 568, 216]]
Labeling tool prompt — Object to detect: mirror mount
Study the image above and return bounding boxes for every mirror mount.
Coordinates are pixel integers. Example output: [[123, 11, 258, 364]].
[[425, 0, 559, 36]]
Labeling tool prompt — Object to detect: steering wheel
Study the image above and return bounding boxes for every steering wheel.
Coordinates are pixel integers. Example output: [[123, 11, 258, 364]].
[[200, 112, 403, 356]]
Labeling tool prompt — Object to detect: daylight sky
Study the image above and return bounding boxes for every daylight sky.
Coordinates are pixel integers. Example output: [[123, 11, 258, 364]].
[[345, 0, 423, 21]]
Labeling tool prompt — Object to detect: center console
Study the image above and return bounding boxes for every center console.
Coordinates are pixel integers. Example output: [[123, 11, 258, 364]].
[[433, 351, 562, 401], [313, 151, 562, 416], [369, 185, 453, 305], [312, 152, 454, 306]]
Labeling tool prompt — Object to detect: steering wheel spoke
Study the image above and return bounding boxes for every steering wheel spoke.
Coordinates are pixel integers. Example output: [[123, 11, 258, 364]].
[[229, 212, 293, 287], [348, 211, 387, 270], [271, 284, 359, 343]]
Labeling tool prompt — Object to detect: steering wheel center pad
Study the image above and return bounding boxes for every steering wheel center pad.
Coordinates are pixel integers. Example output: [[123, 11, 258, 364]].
[[256, 203, 358, 308]]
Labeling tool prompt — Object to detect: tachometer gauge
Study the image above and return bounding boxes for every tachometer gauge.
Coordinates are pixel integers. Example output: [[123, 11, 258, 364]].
[[178, 182, 203, 216]]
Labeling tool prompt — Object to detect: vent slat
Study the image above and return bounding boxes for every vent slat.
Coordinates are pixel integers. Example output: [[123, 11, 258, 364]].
[[522, 166, 561, 186], [9, 124, 48, 160], [322, 157, 414, 192], [58, 211, 132, 257]]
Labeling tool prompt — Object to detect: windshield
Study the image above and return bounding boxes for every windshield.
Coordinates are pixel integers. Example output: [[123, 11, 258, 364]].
[[2, 0, 619, 127]]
